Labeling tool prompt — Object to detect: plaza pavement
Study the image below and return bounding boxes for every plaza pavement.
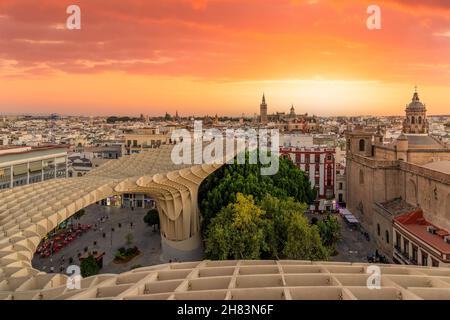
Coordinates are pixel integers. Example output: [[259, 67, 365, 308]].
[[32, 205, 164, 274]]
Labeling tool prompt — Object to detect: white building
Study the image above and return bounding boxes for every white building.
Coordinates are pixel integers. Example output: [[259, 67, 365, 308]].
[[0, 146, 68, 190]]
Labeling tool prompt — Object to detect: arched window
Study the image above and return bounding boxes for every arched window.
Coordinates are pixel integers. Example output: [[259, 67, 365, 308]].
[[418, 116, 422, 124], [359, 139, 365, 152], [411, 117, 415, 124], [377, 223, 380, 236], [386, 230, 390, 244], [359, 169, 364, 184]]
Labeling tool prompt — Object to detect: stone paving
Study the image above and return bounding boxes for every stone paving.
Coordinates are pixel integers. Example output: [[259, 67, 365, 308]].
[[32, 205, 163, 275], [305, 212, 377, 263], [330, 214, 377, 263]]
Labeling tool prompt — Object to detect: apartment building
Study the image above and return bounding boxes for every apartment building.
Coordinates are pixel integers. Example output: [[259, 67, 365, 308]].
[[393, 209, 450, 267], [0, 145, 68, 190], [280, 146, 336, 205], [124, 128, 172, 154]]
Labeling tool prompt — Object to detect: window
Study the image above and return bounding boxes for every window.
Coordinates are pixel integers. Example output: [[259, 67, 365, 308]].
[[377, 223, 380, 236], [418, 116, 422, 124], [385, 230, 389, 244], [359, 139, 365, 152], [411, 116, 415, 124], [421, 252, 428, 266], [396, 232, 401, 248], [403, 239, 409, 256], [339, 183, 343, 190], [412, 246, 418, 264], [432, 258, 439, 267]]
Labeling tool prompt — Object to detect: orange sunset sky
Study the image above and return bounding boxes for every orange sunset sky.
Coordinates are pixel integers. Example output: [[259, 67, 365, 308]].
[[0, 0, 449, 116]]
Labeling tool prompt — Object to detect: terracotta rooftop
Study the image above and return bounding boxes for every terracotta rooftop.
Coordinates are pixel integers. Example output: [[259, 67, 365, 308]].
[[394, 209, 450, 254]]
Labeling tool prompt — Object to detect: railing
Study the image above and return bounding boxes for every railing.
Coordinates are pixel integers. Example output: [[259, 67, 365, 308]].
[[393, 247, 416, 265]]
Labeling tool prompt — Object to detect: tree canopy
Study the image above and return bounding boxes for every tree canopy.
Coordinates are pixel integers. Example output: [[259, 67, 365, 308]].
[[144, 209, 160, 230], [317, 215, 342, 252], [199, 152, 315, 229], [80, 255, 100, 277], [204, 194, 329, 261], [205, 193, 268, 260]]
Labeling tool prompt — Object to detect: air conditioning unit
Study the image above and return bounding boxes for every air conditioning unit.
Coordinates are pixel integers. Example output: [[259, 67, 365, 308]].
[[444, 236, 450, 245], [427, 226, 437, 234]]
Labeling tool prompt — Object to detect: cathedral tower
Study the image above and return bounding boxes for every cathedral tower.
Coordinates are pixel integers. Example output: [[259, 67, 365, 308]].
[[260, 94, 268, 125], [403, 87, 428, 134]]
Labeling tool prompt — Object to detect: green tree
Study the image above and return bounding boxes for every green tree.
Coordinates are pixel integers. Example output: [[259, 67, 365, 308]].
[[205, 193, 329, 261], [260, 195, 328, 260], [205, 193, 269, 260], [199, 152, 314, 229], [317, 215, 342, 253], [80, 255, 100, 277], [283, 214, 329, 260], [144, 209, 160, 231]]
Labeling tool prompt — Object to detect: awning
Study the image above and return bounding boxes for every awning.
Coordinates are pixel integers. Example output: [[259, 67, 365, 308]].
[[29, 161, 43, 172], [55, 157, 66, 164], [340, 209, 359, 224], [339, 208, 352, 216], [345, 216, 359, 224], [13, 164, 28, 176]]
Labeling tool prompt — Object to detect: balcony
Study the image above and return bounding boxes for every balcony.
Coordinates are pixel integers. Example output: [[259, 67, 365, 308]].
[[393, 246, 416, 265]]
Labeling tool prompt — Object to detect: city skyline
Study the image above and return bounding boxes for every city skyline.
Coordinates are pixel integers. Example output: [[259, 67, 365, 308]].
[[1, 87, 450, 118], [0, 0, 449, 116]]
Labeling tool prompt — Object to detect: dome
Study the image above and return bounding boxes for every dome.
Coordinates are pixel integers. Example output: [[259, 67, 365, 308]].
[[406, 90, 426, 112]]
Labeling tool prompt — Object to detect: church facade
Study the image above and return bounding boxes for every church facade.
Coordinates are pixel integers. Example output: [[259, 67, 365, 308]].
[[346, 89, 450, 266]]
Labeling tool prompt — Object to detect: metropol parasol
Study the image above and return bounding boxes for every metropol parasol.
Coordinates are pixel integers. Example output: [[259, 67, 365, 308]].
[[1, 143, 450, 300]]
